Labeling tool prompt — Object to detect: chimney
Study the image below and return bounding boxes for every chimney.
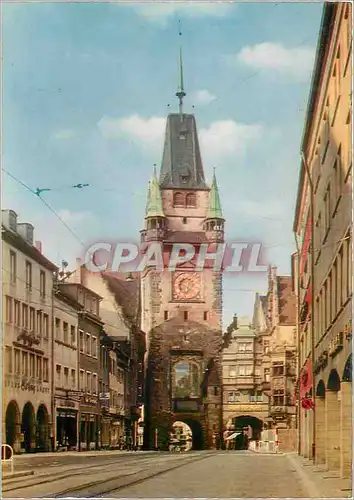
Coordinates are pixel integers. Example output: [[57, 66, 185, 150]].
[[35, 241, 42, 253], [17, 223, 34, 245], [76, 258, 82, 284], [233, 314, 238, 330], [1, 210, 18, 232]]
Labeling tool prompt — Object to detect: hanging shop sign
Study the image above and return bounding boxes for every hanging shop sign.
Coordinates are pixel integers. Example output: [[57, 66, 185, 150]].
[[344, 319, 352, 341], [56, 399, 78, 409], [83, 395, 98, 405], [300, 360, 312, 397], [301, 397, 313, 410], [314, 350, 328, 375], [328, 332, 344, 357]]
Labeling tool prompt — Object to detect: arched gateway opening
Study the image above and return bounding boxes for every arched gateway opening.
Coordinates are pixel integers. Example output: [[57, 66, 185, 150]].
[[170, 420, 204, 451], [36, 405, 50, 452], [22, 402, 35, 453], [232, 415, 263, 449], [6, 401, 21, 450]]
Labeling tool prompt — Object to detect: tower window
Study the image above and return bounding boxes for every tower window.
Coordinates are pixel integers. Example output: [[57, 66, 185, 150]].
[[184, 311, 188, 321], [182, 217, 187, 224], [186, 193, 196, 207], [204, 311, 208, 321], [164, 311, 168, 320], [173, 192, 184, 207]]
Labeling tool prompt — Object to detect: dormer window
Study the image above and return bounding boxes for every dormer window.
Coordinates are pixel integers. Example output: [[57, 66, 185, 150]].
[[181, 175, 188, 184], [180, 130, 187, 140]]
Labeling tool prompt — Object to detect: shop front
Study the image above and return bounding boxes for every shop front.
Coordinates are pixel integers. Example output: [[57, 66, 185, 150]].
[[101, 416, 111, 449], [110, 418, 124, 448], [79, 395, 100, 451], [55, 398, 79, 451]]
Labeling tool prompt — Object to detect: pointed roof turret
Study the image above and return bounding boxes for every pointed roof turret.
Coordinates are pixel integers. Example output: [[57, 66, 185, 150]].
[[145, 166, 165, 218], [206, 169, 223, 220], [252, 292, 268, 334], [159, 22, 208, 191], [176, 47, 186, 117], [176, 20, 186, 117]]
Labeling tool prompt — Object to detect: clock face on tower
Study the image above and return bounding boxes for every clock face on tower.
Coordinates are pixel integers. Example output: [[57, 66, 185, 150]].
[[173, 272, 201, 301]]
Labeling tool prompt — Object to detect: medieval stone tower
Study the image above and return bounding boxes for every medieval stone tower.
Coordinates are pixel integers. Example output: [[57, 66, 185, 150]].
[[141, 46, 224, 450]]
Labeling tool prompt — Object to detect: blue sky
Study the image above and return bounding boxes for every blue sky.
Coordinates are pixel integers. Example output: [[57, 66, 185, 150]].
[[3, 1, 323, 328]]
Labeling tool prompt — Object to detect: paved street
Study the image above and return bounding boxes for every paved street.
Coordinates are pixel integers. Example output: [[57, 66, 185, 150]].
[[4, 450, 350, 498]]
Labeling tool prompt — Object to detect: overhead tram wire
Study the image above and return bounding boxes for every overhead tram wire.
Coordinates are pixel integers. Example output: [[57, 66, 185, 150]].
[[2, 169, 86, 248], [3, 168, 350, 255]]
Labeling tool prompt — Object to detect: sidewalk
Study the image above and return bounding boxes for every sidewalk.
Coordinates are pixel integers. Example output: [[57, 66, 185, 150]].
[[286, 452, 352, 498]]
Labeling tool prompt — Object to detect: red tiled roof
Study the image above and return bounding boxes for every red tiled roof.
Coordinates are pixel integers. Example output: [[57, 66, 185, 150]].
[[101, 273, 139, 323]]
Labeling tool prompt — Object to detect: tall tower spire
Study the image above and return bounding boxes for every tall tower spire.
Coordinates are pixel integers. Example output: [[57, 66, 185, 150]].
[[175, 20, 186, 117]]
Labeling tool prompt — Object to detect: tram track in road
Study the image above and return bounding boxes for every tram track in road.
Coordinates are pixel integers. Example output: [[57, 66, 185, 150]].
[[50, 452, 215, 498], [2, 453, 165, 494]]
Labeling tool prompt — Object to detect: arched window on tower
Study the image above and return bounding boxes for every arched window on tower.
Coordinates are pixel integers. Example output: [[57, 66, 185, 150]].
[[186, 193, 196, 207], [173, 192, 185, 207]]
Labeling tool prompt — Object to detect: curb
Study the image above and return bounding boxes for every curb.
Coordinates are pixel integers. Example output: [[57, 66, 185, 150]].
[[286, 453, 320, 497], [2, 470, 34, 481], [248, 449, 284, 455]]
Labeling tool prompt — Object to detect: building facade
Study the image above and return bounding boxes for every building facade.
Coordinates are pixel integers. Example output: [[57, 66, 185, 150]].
[[58, 282, 103, 451], [2, 210, 57, 453], [141, 53, 224, 450], [78, 267, 145, 449], [293, 2, 352, 478], [53, 285, 81, 451], [255, 268, 298, 431], [222, 267, 297, 451], [222, 316, 269, 443]]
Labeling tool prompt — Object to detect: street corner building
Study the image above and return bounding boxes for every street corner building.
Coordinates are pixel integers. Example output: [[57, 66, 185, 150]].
[[140, 46, 224, 451], [293, 2, 352, 479], [2, 210, 57, 453]]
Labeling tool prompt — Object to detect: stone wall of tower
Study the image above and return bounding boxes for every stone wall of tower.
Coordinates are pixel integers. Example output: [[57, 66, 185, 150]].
[[144, 318, 223, 450], [212, 271, 223, 330], [141, 270, 163, 362], [157, 268, 222, 329]]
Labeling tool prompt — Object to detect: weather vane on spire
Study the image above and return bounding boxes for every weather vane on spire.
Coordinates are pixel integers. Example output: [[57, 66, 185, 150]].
[[176, 19, 186, 117]]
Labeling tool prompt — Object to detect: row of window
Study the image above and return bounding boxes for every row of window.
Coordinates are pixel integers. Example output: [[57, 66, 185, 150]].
[[109, 357, 124, 383], [5, 346, 49, 381], [9, 250, 46, 296], [77, 290, 98, 316], [79, 330, 98, 358], [173, 192, 197, 208], [228, 365, 256, 377], [55, 317, 76, 345], [79, 369, 98, 395], [164, 311, 209, 321], [5, 296, 49, 337], [315, 146, 351, 247], [236, 342, 253, 353], [55, 364, 76, 389], [110, 390, 124, 409], [315, 232, 352, 343], [227, 391, 263, 403]]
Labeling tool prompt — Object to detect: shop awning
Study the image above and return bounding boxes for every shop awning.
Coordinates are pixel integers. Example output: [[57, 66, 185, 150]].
[[225, 432, 241, 441]]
